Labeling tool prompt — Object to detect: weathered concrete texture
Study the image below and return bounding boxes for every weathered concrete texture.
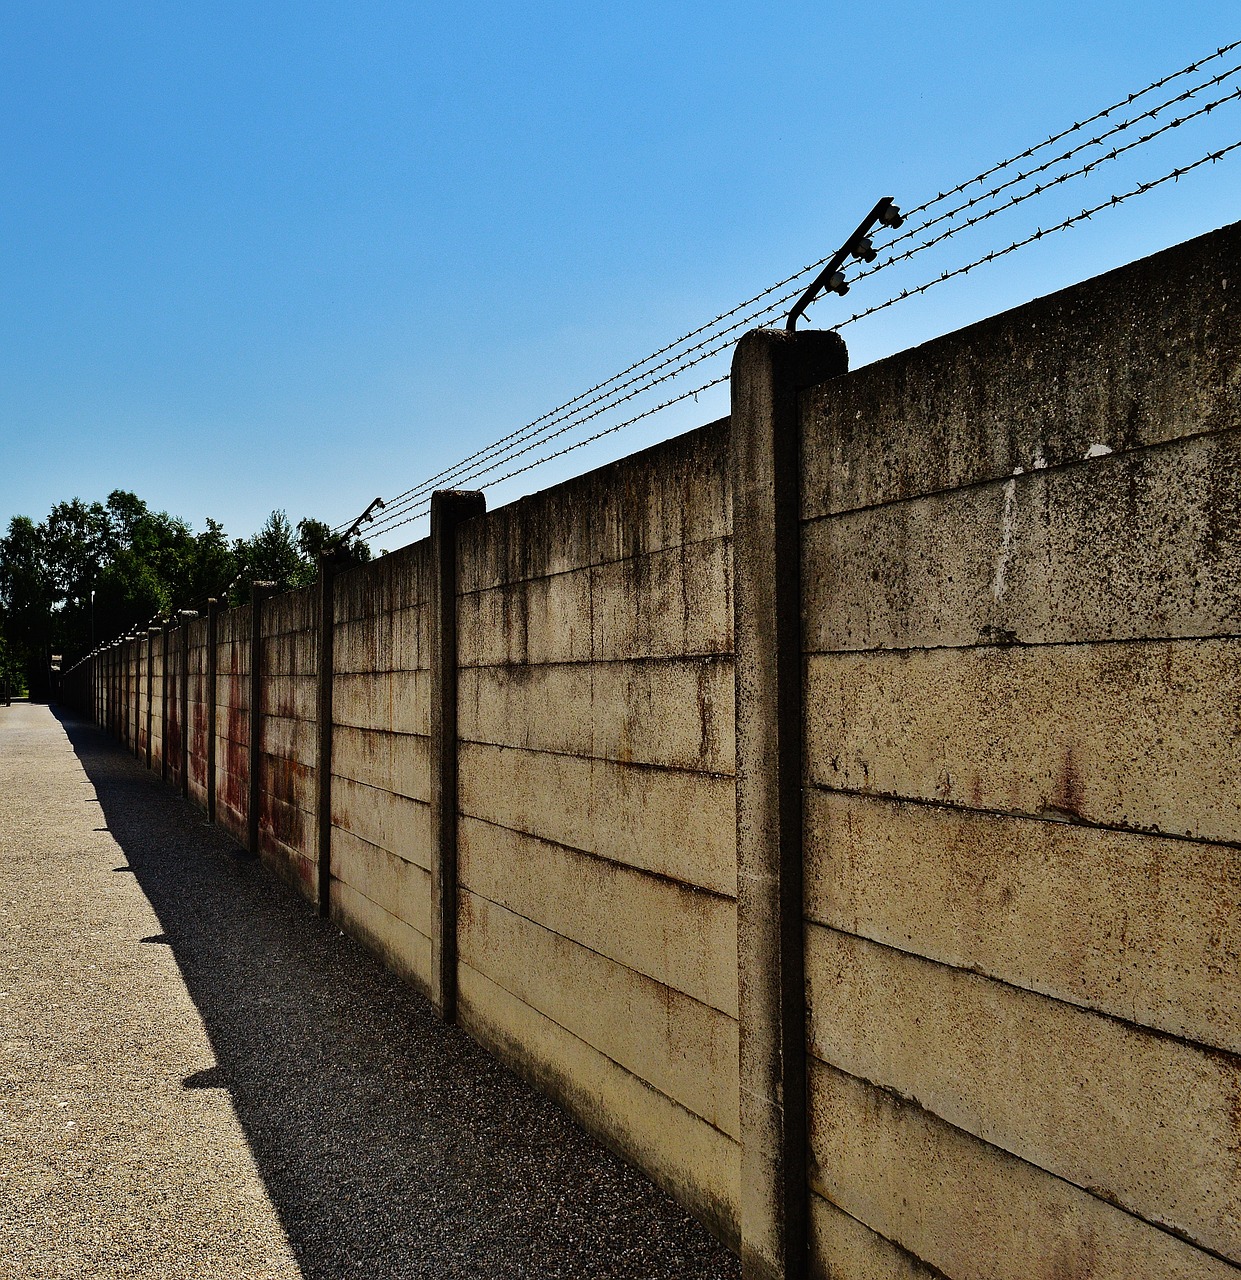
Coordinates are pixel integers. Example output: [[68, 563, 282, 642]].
[[214, 605, 251, 846], [800, 219, 1241, 520], [258, 587, 318, 901], [0, 702, 740, 1280], [805, 791, 1239, 1053], [807, 1061, 1237, 1280], [799, 221, 1241, 1278], [455, 419, 741, 1245], [329, 542, 436, 995]]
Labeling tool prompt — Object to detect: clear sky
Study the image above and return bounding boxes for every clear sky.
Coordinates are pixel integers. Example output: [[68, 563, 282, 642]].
[[2, 2, 1238, 547]]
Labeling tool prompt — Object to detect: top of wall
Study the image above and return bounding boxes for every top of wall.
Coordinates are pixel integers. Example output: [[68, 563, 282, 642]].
[[456, 417, 731, 591], [800, 219, 1241, 520]]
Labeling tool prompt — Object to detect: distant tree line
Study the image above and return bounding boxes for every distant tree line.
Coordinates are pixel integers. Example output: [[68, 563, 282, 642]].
[[0, 491, 369, 699]]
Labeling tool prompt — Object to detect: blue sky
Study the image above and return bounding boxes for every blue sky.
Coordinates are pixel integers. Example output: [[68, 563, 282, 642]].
[[2, 3, 1238, 546]]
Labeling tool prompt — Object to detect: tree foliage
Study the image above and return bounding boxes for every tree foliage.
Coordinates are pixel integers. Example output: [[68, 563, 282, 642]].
[[0, 491, 369, 696]]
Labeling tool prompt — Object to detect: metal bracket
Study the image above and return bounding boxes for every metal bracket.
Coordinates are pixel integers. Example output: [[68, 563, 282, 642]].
[[785, 196, 903, 331]]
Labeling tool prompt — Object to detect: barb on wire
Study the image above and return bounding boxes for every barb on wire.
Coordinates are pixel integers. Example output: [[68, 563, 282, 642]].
[[902, 38, 1241, 219], [362, 374, 731, 545], [826, 140, 1241, 333], [349, 43, 1241, 544], [862, 63, 1241, 281], [829, 81, 1241, 303]]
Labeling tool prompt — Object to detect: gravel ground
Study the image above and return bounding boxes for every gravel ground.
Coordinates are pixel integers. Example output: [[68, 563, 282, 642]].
[[0, 702, 741, 1280]]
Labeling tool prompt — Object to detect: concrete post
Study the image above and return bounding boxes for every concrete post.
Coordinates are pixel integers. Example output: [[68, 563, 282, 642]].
[[731, 327, 847, 1280], [161, 625, 171, 783], [180, 623, 191, 799], [247, 584, 274, 858], [206, 600, 219, 823], [316, 553, 340, 918], [146, 630, 156, 770], [429, 489, 485, 1022]]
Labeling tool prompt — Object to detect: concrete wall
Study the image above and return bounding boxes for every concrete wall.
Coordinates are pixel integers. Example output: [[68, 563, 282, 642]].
[[328, 542, 435, 989], [61, 220, 1240, 1278], [259, 587, 318, 896], [798, 223, 1241, 1279], [454, 423, 739, 1243], [214, 603, 250, 846]]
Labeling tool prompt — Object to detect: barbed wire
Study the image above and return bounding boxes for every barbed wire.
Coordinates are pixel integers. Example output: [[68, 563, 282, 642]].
[[369, 137, 1241, 543], [340, 42, 1241, 536], [367, 90, 1241, 535], [859, 64, 1241, 281], [902, 38, 1241, 218], [828, 139, 1241, 333], [360, 374, 730, 544]]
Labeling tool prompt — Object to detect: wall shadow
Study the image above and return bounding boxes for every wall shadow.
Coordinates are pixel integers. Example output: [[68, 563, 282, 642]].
[[57, 708, 738, 1280]]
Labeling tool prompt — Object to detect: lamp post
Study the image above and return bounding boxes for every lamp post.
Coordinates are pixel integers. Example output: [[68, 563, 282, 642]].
[[91, 590, 96, 648]]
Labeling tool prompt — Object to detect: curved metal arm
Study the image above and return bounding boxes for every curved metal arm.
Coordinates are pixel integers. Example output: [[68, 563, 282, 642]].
[[786, 196, 902, 330]]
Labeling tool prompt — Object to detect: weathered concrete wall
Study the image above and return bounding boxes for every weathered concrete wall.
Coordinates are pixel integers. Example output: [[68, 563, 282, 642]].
[[329, 542, 435, 991], [214, 604, 251, 846], [186, 619, 210, 805], [798, 222, 1241, 1278], [150, 635, 165, 774], [61, 221, 1240, 1277], [454, 422, 740, 1243], [259, 587, 318, 898]]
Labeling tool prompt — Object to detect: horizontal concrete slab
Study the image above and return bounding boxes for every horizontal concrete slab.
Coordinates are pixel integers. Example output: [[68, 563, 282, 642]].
[[331, 724, 430, 804], [460, 890, 739, 1136], [458, 958, 739, 1250], [458, 742, 736, 896], [805, 789, 1240, 1052], [458, 657, 734, 774], [808, 1059, 1234, 1280], [459, 815, 737, 1016], [332, 878, 431, 994], [330, 776, 432, 872], [331, 833, 432, 939], [805, 638, 1241, 842], [809, 1193, 941, 1280], [332, 670, 430, 736], [805, 925, 1240, 1259], [803, 429, 1241, 652]]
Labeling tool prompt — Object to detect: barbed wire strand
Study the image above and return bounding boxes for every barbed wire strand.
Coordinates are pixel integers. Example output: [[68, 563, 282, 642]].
[[361, 374, 731, 544], [367, 138, 1241, 543], [902, 38, 1241, 217], [829, 140, 1241, 334], [338, 42, 1241, 535], [363, 90, 1241, 537]]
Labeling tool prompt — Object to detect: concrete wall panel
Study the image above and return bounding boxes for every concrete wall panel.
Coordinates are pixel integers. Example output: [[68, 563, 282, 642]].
[[459, 815, 737, 1017], [805, 789, 1240, 1052], [459, 742, 736, 896], [805, 925, 1240, 1259], [458, 960, 739, 1248], [805, 639, 1241, 842], [807, 1060, 1236, 1280]]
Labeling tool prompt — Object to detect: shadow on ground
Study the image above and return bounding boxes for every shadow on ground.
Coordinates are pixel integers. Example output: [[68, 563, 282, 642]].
[[57, 709, 739, 1280]]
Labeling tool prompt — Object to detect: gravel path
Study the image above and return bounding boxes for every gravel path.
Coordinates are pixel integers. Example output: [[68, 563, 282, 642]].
[[0, 702, 741, 1280]]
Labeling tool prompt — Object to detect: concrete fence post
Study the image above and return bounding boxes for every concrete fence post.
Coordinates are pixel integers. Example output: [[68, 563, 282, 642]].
[[206, 599, 219, 823], [316, 553, 340, 918], [248, 583, 275, 858], [180, 622, 191, 799], [430, 489, 485, 1023], [161, 625, 171, 783], [731, 327, 847, 1280]]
